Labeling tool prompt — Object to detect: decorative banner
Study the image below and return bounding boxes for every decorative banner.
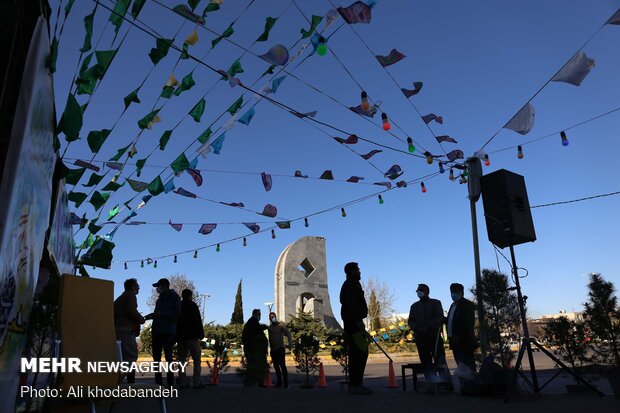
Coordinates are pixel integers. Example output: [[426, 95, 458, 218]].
[[552, 52, 595, 86], [320, 170, 334, 180], [169, 220, 183, 232], [223, 113, 238, 130], [221, 202, 245, 207], [149, 37, 173, 65], [260, 44, 289, 66], [361, 149, 382, 160], [607, 9, 620, 24], [300, 15, 323, 38], [436, 135, 457, 144], [261, 172, 272, 191], [106, 161, 123, 170], [446, 149, 465, 161], [338, 1, 372, 24], [123, 88, 140, 109], [238, 107, 256, 125], [334, 135, 358, 144], [173, 5, 205, 24], [198, 224, 217, 235], [324, 8, 340, 30], [171, 153, 190, 175], [294, 170, 308, 178], [243, 223, 261, 233], [401, 82, 423, 98], [396, 181, 408, 188], [374, 182, 392, 189], [87, 129, 111, 153], [212, 23, 234, 48], [504, 103, 535, 135], [349, 104, 377, 118], [174, 187, 197, 198], [384, 164, 403, 180], [261, 204, 278, 217], [375, 49, 406, 67], [291, 111, 317, 118], [223, 59, 243, 79], [422, 114, 443, 124], [210, 132, 226, 154], [189, 98, 206, 122], [276, 221, 291, 229], [346, 176, 364, 183], [257, 16, 277, 42], [163, 179, 176, 194], [186, 169, 203, 187]]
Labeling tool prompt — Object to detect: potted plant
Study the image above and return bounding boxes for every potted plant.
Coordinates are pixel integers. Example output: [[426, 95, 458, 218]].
[[583, 273, 620, 398], [542, 316, 593, 392]]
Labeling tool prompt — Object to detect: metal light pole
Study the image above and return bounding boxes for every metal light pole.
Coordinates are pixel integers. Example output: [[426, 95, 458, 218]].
[[200, 293, 210, 323]]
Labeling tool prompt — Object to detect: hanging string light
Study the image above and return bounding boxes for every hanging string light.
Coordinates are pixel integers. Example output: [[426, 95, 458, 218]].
[[141, 260, 144, 268], [421, 182, 427, 193], [361, 91, 370, 111], [378, 194, 384, 204], [560, 131, 569, 146], [174, 255, 178, 263], [341, 207, 347, 217], [424, 152, 433, 164], [406, 137, 415, 153], [484, 154, 490, 166], [449, 168, 455, 181], [438, 162, 445, 174], [216, 244, 221, 252], [381, 113, 391, 131], [271, 229, 276, 239], [193, 250, 198, 258], [124, 262, 128, 270], [517, 145, 524, 159], [154, 260, 158, 268], [316, 36, 328, 56], [243, 237, 247, 247]]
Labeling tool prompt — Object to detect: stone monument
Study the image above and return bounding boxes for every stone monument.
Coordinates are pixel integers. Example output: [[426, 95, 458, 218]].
[[274, 236, 341, 330]]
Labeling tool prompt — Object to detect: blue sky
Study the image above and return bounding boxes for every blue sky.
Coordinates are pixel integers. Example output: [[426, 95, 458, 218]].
[[53, 0, 620, 325]]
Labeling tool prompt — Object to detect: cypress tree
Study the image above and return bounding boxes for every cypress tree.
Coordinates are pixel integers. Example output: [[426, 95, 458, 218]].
[[231, 279, 244, 324]]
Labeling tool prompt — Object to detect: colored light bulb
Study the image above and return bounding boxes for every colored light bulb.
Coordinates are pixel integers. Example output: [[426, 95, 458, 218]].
[[361, 91, 370, 111], [174, 255, 177, 263], [449, 168, 455, 181], [517, 145, 524, 159], [561, 131, 569, 146], [407, 137, 415, 153], [124, 262, 128, 270], [378, 195, 384, 204], [316, 40, 328, 56], [141, 260, 144, 268], [439, 162, 445, 174], [426, 155, 433, 165], [304, 217, 309, 227], [271, 229, 276, 239], [194, 250, 198, 259], [216, 244, 220, 252], [381, 113, 391, 131], [484, 154, 490, 166], [154, 260, 158, 268], [243, 237, 247, 247], [341, 207, 346, 218], [421, 182, 427, 193], [462, 174, 468, 183]]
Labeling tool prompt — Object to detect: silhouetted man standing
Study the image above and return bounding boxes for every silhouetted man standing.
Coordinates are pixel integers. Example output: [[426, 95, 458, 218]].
[[408, 283, 446, 380], [340, 262, 372, 395], [447, 283, 477, 372], [268, 312, 292, 388], [242, 309, 268, 387], [177, 289, 205, 388], [114, 278, 145, 383]]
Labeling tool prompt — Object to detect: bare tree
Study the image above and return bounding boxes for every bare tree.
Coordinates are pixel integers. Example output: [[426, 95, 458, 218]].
[[363, 276, 395, 326], [147, 273, 202, 310]]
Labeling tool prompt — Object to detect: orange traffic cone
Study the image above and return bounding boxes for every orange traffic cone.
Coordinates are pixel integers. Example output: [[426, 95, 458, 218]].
[[318, 363, 328, 387], [263, 367, 273, 387], [211, 364, 219, 385], [387, 360, 399, 388]]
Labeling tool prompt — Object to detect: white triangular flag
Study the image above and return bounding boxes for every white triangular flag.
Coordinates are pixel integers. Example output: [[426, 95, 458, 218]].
[[504, 103, 535, 135], [552, 52, 595, 86]]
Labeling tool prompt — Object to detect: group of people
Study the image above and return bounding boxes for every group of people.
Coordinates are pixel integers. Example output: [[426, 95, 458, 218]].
[[340, 262, 477, 395], [113, 277, 204, 388]]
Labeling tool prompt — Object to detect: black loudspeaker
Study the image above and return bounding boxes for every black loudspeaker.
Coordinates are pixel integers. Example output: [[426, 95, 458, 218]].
[[480, 169, 536, 248]]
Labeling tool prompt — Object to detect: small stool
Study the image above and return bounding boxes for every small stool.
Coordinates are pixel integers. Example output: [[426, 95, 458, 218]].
[[401, 363, 423, 391]]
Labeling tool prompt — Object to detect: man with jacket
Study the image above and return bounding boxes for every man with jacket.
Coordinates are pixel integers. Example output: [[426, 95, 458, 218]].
[[446, 283, 477, 372], [177, 289, 205, 388], [267, 312, 292, 388], [340, 262, 372, 395], [242, 309, 268, 387], [145, 278, 181, 387], [408, 283, 446, 380], [114, 278, 145, 383]]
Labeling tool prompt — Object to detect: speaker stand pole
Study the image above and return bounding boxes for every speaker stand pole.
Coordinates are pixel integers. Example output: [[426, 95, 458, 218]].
[[504, 245, 539, 402], [469, 197, 487, 357]]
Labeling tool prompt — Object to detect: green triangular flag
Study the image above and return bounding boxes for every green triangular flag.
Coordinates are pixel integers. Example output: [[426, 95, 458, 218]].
[[136, 158, 146, 177], [58, 93, 83, 142], [80, 233, 95, 249], [126, 178, 148, 192], [148, 176, 164, 196], [149, 37, 173, 65], [171, 153, 190, 174], [88, 219, 103, 235], [80, 237, 115, 269], [47, 36, 59, 72], [101, 180, 123, 192], [211, 23, 234, 48], [197, 128, 212, 144], [79, 53, 93, 77], [107, 205, 120, 220], [300, 15, 322, 38], [222, 59, 244, 80], [89, 191, 111, 211], [87, 129, 111, 153], [68, 191, 88, 208], [160, 85, 174, 99], [65, 0, 76, 17], [131, 0, 146, 19], [188, 0, 201, 11], [123, 88, 141, 109], [109, 143, 130, 161], [189, 98, 206, 122], [61, 163, 86, 186], [109, 0, 131, 34], [173, 72, 195, 96], [80, 12, 94, 53], [261, 65, 275, 77], [159, 130, 172, 150], [137, 109, 160, 129], [256, 17, 277, 42], [180, 43, 190, 60], [84, 172, 105, 187], [79, 213, 88, 229], [202, 2, 219, 16], [95, 50, 117, 74], [226, 96, 243, 115]]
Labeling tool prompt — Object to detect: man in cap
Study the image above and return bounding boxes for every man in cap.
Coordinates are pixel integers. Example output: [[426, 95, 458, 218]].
[[446, 283, 477, 372], [114, 278, 145, 383], [408, 284, 446, 380], [145, 278, 181, 387]]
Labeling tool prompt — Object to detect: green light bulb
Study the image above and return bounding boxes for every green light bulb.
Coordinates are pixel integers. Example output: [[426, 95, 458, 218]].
[[378, 195, 384, 204], [216, 244, 221, 252], [316, 43, 328, 56]]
